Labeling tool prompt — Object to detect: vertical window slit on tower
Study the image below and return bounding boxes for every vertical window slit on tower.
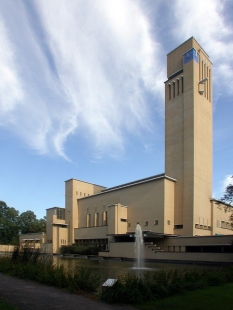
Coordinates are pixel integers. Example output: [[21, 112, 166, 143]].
[[204, 63, 206, 98], [173, 81, 175, 98], [181, 76, 184, 93], [177, 78, 179, 95], [209, 69, 211, 102], [201, 60, 204, 80], [168, 83, 171, 100]]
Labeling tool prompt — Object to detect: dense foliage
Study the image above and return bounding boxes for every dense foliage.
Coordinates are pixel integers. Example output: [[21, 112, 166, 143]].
[[221, 176, 233, 206], [60, 244, 105, 255], [101, 267, 233, 304], [0, 246, 100, 293], [0, 200, 46, 244], [220, 176, 233, 228]]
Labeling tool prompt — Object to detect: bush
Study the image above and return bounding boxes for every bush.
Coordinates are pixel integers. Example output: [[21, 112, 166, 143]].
[[60, 244, 103, 255], [101, 267, 233, 305], [0, 246, 100, 294]]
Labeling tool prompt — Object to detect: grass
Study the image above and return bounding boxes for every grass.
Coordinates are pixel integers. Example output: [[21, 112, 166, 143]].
[[0, 297, 17, 310], [137, 282, 233, 310]]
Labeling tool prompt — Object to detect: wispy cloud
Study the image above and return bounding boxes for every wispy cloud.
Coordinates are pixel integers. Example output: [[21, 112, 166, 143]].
[[1, 0, 232, 161], [0, 0, 164, 159], [0, 17, 24, 118], [172, 0, 233, 98]]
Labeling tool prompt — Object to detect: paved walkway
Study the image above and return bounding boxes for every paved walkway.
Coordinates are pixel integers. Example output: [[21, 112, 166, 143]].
[[0, 273, 135, 310]]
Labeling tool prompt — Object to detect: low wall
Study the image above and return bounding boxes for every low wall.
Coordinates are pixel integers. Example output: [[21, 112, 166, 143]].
[[99, 242, 233, 263], [0, 245, 15, 252]]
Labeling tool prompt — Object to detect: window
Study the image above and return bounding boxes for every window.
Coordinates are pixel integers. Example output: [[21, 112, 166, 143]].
[[167, 220, 170, 225], [173, 81, 175, 98], [174, 224, 183, 229], [177, 79, 179, 95], [145, 221, 148, 226], [168, 84, 171, 100], [121, 218, 127, 222], [128, 222, 131, 227], [94, 213, 99, 226], [154, 220, 158, 225], [57, 208, 65, 220], [181, 76, 184, 93], [86, 214, 91, 227], [102, 211, 107, 225]]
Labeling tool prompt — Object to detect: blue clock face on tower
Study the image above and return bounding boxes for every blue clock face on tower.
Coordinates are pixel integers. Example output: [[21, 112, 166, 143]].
[[183, 48, 198, 64]]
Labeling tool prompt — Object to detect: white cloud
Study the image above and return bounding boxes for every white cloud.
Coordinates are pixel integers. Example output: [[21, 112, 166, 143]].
[[0, 17, 24, 120], [0, 0, 164, 159], [222, 175, 233, 193], [172, 0, 233, 96]]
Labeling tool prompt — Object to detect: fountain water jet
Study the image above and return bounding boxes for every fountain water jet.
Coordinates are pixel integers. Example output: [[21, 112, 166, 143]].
[[134, 223, 144, 269]]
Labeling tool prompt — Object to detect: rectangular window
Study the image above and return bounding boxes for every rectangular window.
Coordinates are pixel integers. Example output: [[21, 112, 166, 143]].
[[94, 213, 99, 226], [86, 214, 91, 227], [57, 208, 65, 220], [145, 221, 148, 226], [154, 220, 158, 225], [168, 84, 171, 100], [121, 218, 127, 222], [128, 222, 131, 227], [177, 79, 179, 95], [173, 82, 175, 97], [167, 220, 170, 225], [181, 76, 184, 93], [102, 211, 107, 225], [174, 224, 183, 229]]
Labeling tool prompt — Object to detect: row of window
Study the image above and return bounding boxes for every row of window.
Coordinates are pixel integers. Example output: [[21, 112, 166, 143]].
[[60, 239, 67, 245], [195, 224, 211, 230], [85, 216, 173, 228], [217, 220, 232, 230], [86, 211, 107, 227], [199, 59, 211, 101], [168, 76, 184, 100], [76, 191, 89, 197]]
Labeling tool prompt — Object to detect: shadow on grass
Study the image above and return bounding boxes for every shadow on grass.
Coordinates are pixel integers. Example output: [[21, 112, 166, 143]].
[[137, 283, 233, 310]]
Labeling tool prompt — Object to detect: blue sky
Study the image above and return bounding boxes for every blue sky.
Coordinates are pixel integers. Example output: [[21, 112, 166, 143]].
[[0, 0, 233, 219]]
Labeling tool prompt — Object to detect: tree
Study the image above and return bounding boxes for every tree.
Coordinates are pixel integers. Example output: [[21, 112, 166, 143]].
[[18, 211, 46, 234], [220, 176, 233, 229], [221, 176, 233, 206], [37, 216, 46, 233], [0, 200, 19, 244]]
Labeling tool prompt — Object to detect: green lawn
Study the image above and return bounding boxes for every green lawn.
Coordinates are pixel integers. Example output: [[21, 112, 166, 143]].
[[137, 283, 233, 310], [0, 297, 17, 310]]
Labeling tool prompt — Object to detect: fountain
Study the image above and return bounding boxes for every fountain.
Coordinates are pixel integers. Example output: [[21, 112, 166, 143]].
[[134, 223, 144, 269]]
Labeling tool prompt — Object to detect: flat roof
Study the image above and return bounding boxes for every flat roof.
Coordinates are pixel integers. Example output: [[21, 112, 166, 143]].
[[101, 173, 176, 194], [65, 178, 106, 189], [167, 36, 210, 59]]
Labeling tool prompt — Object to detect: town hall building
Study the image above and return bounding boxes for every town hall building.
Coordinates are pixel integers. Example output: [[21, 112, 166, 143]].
[[20, 37, 233, 262]]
